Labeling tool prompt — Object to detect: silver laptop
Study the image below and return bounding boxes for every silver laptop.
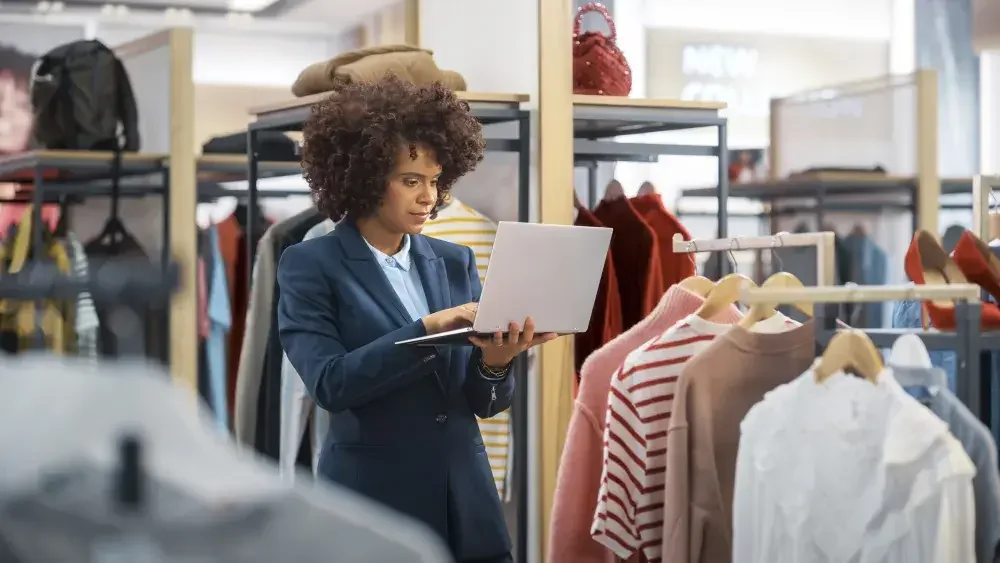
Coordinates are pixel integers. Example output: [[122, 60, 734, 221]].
[[396, 221, 613, 347]]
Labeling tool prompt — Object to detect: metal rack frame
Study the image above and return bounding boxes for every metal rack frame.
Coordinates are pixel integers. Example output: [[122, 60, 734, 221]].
[[0, 151, 171, 355], [744, 283, 1000, 424], [680, 176, 976, 235], [572, 98, 730, 273]]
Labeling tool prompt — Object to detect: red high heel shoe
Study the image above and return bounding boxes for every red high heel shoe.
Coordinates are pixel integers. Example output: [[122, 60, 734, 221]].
[[953, 230, 1000, 304], [904, 229, 1000, 330]]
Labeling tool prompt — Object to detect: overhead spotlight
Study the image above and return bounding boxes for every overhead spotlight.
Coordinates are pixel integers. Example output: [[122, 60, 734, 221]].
[[50, 1, 63, 10], [100, 3, 114, 15], [114, 4, 129, 16], [36, 1, 51, 11]]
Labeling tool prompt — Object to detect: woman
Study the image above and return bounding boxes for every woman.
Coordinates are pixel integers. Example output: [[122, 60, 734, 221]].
[[277, 75, 555, 563]]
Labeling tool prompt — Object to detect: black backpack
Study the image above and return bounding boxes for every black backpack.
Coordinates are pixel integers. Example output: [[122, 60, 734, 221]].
[[29, 40, 140, 152]]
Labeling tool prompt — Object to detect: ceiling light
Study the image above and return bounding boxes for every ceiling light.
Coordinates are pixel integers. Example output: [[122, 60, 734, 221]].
[[226, 0, 272, 12]]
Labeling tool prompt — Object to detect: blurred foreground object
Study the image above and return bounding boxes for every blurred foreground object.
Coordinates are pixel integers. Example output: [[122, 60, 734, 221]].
[[0, 356, 453, 563]]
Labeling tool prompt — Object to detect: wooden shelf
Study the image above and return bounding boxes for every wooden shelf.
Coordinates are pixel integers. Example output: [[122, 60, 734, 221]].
[[249, 90, 529, 118]]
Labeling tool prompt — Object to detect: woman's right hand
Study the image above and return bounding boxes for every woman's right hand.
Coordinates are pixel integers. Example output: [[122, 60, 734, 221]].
[[421, 303, 477, 334]]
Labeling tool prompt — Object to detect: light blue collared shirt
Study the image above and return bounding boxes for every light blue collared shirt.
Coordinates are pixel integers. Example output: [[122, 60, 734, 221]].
[[364, 235, 431, 322]]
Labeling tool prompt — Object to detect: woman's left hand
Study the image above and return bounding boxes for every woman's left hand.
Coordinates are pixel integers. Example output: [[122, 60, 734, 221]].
[[470, 317, 558, 368]]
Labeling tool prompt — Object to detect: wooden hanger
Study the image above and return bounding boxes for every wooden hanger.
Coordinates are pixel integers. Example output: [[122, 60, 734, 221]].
[[694, 273, 762, 320], [737, 272, 811, 328], [814, 330, 882, 383], [573, 191, 583, 210], [637, 181, 656, 196], [678, 275, 713, 297]]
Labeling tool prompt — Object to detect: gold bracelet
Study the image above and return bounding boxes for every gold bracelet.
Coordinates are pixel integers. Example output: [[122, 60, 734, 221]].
[[479, 356, 511, 378]]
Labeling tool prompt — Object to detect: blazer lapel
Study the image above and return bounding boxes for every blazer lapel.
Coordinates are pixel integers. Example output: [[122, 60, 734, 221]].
[[334, 222, 411, 328], [411, 235, 451, 392], [411, 236, 449, 312]]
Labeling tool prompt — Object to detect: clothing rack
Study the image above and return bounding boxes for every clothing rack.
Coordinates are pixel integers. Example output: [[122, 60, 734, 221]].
[[672, 231, 837, 286], [742, 283, 1000, 423], [0, 260, 178, 303], [679, 175, 977, 237], [571, 97, 729, 223]]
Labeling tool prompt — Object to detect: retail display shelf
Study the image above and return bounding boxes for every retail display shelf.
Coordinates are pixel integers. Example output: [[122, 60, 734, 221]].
[[572, 97, 731, 261], [249, 91, 530, 133], [681, 174, 972, 200], [572, 95, 726, 138], [0, 150, 166, 184], [196, 155, 302, 182], [197, 184, 305, 201]]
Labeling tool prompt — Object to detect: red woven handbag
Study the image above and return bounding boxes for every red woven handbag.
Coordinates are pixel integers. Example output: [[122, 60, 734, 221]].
[[572, 2, 632, 96]]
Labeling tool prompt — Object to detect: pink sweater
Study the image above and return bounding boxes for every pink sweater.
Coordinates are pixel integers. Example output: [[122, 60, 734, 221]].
[[547, 285, 742, 563]]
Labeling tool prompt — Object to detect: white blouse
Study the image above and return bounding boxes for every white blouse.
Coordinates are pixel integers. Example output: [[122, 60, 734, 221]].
[[732, 367, 976, 563]]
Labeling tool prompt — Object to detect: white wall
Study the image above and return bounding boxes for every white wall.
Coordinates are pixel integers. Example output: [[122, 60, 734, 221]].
[[93, 22, 344, 87], [607, 0, 895, 211], [980, 51, 1000, 174], [643, 0, 893, 40]]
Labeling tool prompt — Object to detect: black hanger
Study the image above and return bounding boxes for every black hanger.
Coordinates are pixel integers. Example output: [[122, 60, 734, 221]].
[[52, 196, 71, 238], [91, 152, 135, 251]]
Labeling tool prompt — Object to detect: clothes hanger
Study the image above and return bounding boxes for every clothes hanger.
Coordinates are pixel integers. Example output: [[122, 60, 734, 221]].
[[888, 333, 932, 369], [678, 275, 713, 297], [695, 273, 763, 320], [814, 329, 883, 383], [694, 238, 767, 320], [602, 180, 625, 202], [89, 169, 138, 252], [737, 271, 811, 328], [573, 191, 583, 211], [637, 181, 656, 196]]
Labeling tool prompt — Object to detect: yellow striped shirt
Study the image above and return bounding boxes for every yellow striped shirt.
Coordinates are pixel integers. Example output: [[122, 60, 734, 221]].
[[422, 199, 509, 496]]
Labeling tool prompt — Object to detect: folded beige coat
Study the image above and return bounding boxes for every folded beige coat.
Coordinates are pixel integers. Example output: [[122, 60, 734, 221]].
[[291, 44, 467, 97]]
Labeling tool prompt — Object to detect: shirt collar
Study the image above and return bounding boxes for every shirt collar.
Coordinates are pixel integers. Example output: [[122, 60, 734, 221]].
[[364, 235, 412, 271]]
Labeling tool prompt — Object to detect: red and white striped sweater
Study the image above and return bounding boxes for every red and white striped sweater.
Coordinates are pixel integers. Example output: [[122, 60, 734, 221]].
[[591, 313, 797, 562]]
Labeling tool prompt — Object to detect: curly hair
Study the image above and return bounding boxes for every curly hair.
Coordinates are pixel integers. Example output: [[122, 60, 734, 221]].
[[301, 74, 486, 222]]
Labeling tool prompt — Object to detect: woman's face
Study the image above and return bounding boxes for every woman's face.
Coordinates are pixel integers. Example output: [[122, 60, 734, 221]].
[[376, 143, 441, 235], [0, 71, 33, 154]]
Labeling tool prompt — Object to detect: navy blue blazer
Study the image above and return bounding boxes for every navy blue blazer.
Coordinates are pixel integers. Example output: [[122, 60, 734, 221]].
[[277, 220, 514, 560]]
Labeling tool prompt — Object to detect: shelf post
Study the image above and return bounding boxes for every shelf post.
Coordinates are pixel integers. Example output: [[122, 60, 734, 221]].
[[538, 0, 575, 558]]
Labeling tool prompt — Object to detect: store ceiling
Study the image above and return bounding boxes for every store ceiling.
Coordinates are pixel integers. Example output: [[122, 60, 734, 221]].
[[7, 0, 396, 20]]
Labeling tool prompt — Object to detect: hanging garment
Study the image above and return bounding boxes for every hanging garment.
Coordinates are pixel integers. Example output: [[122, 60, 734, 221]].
[[0, 211, 74, 354], [844, 233, 888, 328], [572, 207, 622, 374], [255, 210, 324, 461], [85, 232, 164, 360], [65, 233, 98, 359], [232, 220, 279, 446], [892, 301, 956, 390], [217, 213, 268, 422], [594, 198, 664, 331], [630, 194, 696, 288], [894, 365, 1000, 563], [548, 286, 740, 563], [233, 208, 320, 451], [206, 226, 232, 433], [419, 198, 510, 497], [732, 369, 976, 563], [659, 321, 817, 563], [592, 312, 796, 561], [280, 218, 336, 481]]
